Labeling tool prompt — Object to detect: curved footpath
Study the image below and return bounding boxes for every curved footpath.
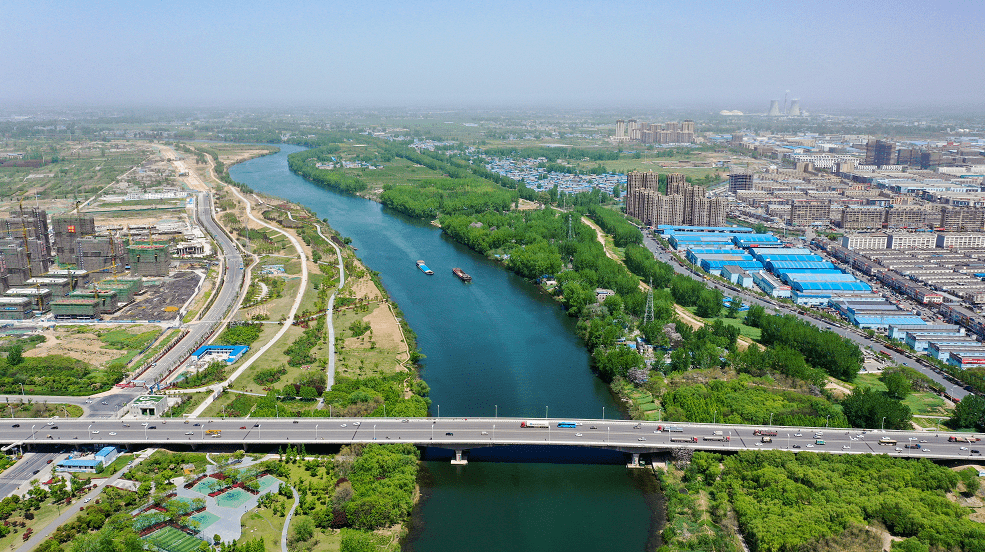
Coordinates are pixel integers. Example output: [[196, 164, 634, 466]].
[[314, 222, 344, 389], [281, 485, 299, 552], [184, 186, 309, 417]]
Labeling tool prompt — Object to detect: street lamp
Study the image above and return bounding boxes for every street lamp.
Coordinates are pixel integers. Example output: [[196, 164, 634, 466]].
[[383, 404, 386, 418], [545, 406, 548, 419], [826, 415, 830, 428], [493, 424, 495, 440], [88, 424, 92, 440], [144, 424, 148, 440], [713, 410, 717, 424], [607, 426, 610, 443], [31, 425, 35, 440], [602, 407, 605, 420], [315, 424, 319, 440], [495, 405, 498, 419], [201, 425, 205, 439], [431, 422, 434, 441], [373, 425, 376, 440], [437, 405, 439, 418], [881, 417, 886, 431], [769, 412, 774, 426]]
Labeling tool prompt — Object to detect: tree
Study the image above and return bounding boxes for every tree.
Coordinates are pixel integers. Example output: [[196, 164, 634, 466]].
[[841, 387, 911, 429], [695, 288, 723, 318], [947, 394, 985, 431], [881, 371, 912, 400], [726, 296, 741, 318], [744, 304, 766, 328], [7, 345, 23, 366], [292, 516, 315, 543]]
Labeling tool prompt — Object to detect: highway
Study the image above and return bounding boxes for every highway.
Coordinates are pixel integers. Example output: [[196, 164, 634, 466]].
[[641, 233, 972, 400], [3, 418, 982, 460]]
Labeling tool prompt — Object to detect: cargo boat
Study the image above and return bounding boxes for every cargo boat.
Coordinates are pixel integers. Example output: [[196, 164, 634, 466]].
[[416, 260, 434, 275], [452, 267, 472, 282]]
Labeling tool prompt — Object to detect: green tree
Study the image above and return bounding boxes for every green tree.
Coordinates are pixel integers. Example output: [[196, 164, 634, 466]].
[[7, 345, 23, 366], [947, 394, 985, 431], [881, 371, 912, 400], [841, 387, 911, 429], [726, 296, 741, 318], [695, 288, 723, 318], [744, 304, 766, 328]]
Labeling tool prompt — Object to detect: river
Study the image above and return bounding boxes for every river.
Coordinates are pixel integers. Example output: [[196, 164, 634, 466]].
[[230, 145, 657, 551]]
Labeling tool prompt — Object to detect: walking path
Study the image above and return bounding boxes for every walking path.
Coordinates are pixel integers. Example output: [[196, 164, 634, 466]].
[[280, 486, 299, 552], [313, 222, 345, 390]]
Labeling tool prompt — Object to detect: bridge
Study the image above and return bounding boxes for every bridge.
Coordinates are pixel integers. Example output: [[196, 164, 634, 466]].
[[4, 417, 982, 465]]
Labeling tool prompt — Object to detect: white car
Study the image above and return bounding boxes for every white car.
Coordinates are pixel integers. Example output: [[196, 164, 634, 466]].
[[91, 430, 99, 434], [84, 498, 91, 504], [353, 422, 361, 426], [960, 447, 968, 450], [637, 437, 646, 441], [794, 433, 802, 437], [908, 437, 917, 441], [108, 432, 117, 436], [806, 444, 814, 448], [185, 431, 194, 435], [575, 433, 583, 437], [340, 424, 347, 428], [843, 445, 850, 449], [141, 422, 148, 427], [480, 432, 488, 435]]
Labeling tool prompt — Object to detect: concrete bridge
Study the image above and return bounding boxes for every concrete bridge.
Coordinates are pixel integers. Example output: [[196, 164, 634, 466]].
[[3, 417, 981, 465]]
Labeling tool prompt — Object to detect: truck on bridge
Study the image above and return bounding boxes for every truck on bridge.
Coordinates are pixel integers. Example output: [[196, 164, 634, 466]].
[[658, 425, 684, 432], [520, 421, 549, 428], [671, 436, 698, 443], [556, 422, 577, 428], [879, 437, 897, 446], [948, 436, 980, 443], [753, 429, 778, 436], [703, 435, 730, 442]]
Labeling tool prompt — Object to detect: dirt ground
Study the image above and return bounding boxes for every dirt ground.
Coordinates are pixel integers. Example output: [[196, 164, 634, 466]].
[[24, 327, 132, 368], [110, 272, 201, 320], [342, 257, 410, 370]]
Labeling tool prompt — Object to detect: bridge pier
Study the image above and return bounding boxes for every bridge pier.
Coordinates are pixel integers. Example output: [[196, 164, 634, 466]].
[[626, 452, 642, 468], [450, 449, 468, 465]]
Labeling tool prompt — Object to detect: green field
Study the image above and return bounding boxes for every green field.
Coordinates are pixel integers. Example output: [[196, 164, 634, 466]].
[[143, 526, 203, 552]]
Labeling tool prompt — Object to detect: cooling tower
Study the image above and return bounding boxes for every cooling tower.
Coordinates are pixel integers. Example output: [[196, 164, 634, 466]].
[[768, 100, 782, 116], [788, 99, 801, 117]]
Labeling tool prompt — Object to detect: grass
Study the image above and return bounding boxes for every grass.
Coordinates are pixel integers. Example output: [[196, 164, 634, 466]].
[[143, 526, 203, 552], [0, 493, 72, 550], [853, 373, 951, 417], [682, 306, 762, 341], [1, 404, 83, 418], [240, 506, 286, 550]]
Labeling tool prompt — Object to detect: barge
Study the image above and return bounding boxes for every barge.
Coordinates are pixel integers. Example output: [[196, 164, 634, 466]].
[[416, 260, 434, 275], [452, 267, 472, 282]]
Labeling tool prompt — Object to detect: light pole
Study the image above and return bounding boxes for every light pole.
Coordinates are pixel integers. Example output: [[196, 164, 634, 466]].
[[826, 415, 830, 428], [787, 433, 790, 450], [431, 422, 434, 441], [144, 424, 148, 440], [602, 407, 605, 420], [437, 405, 439, 418], [315, 424, 319, 440], [881, 417, 886, 431], [276, 404, 279, 418], [493, 424, 495, 440], [383, 404, 386, 418], [769, 412, 774, 426], [88, 424, 92, 440], [714, 410, 717, 424], [258, 424, 261, 440], [607, 426, 610, 443], [373, 425, 376, 440], [545, 406, 548, 419], [31, 425, 35, 440], [495, 405, 497, 419], [201, 425, 205, 439], [20, 383, 24, 397]]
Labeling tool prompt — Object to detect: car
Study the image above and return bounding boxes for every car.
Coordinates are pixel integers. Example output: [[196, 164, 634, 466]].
[[792, 444, 801, 449], [806, 444, 814, 448], [340, 424, 347, 428], [843, 445, 850, 449], [352, 422, 361, 426], [637, 437, 646, 441], [961, 447, 968, 450], [972, 449, 980, 454], [101, 401, 108, 405], [32, 469, 39, 475], [185, 431, 194, 435], [240, 426, 247, 430], [920, 439, 927, 443], [122, 423, 130, 428], [84, 498, 91, 503], [908, 437, 917, 441], [253, 423, 260, 427], [590, 426, 597, 429], [141, 422, 148, 427], [11, 424, 18, 428], [91, 430, 99, 434], [401, 419, 409, 423], [445, 432, 454, 436], [50, 426, 58, 430], [292, 420, 299, 424], [794, 433, 802, 437], [46, 459, 52, 464], [47, 421, 55, 426], [480, 431, 489, 435], [575, 433, 583, 437], [147, 426, 156, 429], [193, 423, 200, 426], [755, 442, 763, 446], [895, 447, 903, 451], [108, 432, 117, 436]]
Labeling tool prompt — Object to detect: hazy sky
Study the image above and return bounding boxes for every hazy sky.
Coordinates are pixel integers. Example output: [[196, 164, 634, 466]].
[[2, 0, 982, 111]]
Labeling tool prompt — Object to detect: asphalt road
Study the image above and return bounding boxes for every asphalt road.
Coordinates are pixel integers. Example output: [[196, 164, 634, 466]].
[[0, 451, 59, 498], [641, 235, 971, 400], [3, 418, 982, 460]]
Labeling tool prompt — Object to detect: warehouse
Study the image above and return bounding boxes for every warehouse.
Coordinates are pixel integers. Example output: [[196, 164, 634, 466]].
[[888, 323, 963, 341]]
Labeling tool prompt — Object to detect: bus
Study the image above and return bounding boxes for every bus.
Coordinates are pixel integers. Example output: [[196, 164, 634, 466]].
[[556, 422, 577, 429], [205, 429, 221, 436]]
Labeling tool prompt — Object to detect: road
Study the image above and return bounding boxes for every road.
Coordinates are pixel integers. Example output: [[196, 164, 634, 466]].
[[2, 418, 981, 460], [0, 451, 60, 499], [641, 234, 971, 400], [315, 222, 344, 389]]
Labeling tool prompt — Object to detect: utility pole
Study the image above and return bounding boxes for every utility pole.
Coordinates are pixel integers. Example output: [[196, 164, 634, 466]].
[[643, 278, 654, 323]]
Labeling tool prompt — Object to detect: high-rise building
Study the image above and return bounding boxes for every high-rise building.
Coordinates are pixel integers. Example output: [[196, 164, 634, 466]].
[[52, 213, 96, 263], [626, 171, 724, 227], [864, 140, 896, 167], [728, 172, 754, 193], [615, 119, 626, 139], [789, 200, 831, 226], [840, 206, 887, 229]]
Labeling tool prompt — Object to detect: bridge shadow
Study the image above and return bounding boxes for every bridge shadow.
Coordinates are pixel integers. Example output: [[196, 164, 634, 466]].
[[422, 444, 630, 465]]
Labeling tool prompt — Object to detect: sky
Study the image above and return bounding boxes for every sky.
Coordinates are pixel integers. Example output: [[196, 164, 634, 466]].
[[1, 0, 982, 112]]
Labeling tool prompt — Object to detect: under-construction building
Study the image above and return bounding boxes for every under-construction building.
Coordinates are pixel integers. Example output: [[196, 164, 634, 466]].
[[69, 289, 118, 314], [728, 172, 754, 193], [864, 140, 896, 168], [75, 236, 121, 275], [51, 213, 96, 263], [127, 244, 171, 277]]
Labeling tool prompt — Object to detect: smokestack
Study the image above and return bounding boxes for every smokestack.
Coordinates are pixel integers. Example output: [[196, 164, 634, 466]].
[[768, 100, 782, 116], [788, 99, 801, 117]]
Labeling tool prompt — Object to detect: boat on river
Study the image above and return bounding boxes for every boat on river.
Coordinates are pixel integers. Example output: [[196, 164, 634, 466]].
[[416, 260, 434, 275], [452, 267, 472, 282]]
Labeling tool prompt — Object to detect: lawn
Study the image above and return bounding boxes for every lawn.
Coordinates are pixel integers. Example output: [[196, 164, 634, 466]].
[[143, 526, 203, 552], [682, 306, 762, 341], [853, 373, 951, 417]]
